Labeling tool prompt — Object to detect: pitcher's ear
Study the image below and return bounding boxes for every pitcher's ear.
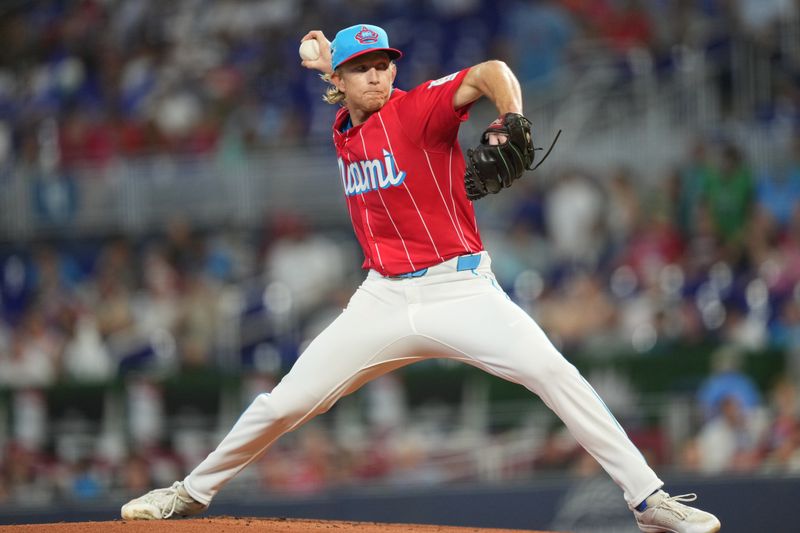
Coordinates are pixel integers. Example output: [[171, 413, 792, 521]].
[[331, 70, 344, 91]]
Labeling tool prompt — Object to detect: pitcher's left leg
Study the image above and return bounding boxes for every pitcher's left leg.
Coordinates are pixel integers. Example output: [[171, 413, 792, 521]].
[[417, 275, 720, 531], [416, 280, 662, 508]]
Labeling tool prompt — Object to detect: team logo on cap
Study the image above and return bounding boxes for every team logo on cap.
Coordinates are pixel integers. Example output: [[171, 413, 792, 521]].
[[354, 26, 379, 45]]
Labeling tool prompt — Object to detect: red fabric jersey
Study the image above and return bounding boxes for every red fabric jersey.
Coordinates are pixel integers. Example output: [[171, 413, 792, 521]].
[[332, 67, 484, 276]]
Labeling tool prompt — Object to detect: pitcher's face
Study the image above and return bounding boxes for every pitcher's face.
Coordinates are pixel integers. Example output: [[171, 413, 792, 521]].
[[334, 52, 396, 117]]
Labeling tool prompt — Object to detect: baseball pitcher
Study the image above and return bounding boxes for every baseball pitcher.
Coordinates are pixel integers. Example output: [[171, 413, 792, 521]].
[[121, 24, 721, 533]]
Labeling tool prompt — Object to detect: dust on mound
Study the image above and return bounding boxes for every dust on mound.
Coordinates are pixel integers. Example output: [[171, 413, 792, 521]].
[[0, 517, 559, 533]]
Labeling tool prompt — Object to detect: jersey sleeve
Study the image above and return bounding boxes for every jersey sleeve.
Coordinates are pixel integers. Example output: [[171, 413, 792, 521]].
[[396, 67, 474, 151]]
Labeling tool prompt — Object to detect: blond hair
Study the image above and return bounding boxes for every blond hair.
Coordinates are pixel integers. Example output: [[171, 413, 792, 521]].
[[321, 72, 345, 105]]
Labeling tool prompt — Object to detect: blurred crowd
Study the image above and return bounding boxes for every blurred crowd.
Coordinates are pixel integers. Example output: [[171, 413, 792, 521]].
[[2, 0, 800, 509], [0, 0, 798, 172], [2, 131, 800, 505], [3, 132, 800, 382], [485, 134, 800, 357]]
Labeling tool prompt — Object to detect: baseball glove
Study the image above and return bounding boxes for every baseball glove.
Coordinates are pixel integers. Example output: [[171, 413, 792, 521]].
[[464, 112, 535, 201]]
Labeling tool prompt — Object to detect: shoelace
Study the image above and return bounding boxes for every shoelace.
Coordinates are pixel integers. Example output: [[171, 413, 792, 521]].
[[653, 493, 698, 520], [141, 482, 183, 519]]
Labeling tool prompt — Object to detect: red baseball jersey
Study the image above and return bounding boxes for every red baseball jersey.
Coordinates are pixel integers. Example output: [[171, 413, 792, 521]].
[[332, 67, 484, 276]]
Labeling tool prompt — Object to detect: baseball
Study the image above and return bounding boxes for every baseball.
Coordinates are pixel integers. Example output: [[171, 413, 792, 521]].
[[299, 39, 320, 61]]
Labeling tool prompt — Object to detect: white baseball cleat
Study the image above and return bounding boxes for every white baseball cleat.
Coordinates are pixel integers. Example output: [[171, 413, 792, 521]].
[[634, 490, 721, 533], [121, 481, 207, 520]]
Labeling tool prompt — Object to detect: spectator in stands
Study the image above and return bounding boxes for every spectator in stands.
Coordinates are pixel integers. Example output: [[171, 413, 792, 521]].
[[3, 442, 51, 503], [604, 166, 642, 257], [480, 214, 554, 290], [675, 138, 715, 238], [537, 271, 618, 350], [67, 458, 104, 501], [532, 424, 581, 473], [544, 170, 607, 268], [771, 296, 800, 349], [0, 309, 61, 389], [744, 205, 782, 291], [764, 205, 800, 298], [695, 393, 768, 473], [500, 0, 576, 87], [700, 143, 755, 254], [682, 204, 723, 287], [758, 375, 800, 471], [29, 245, 82, 321], [697, 346, 762, 421], [263, 213, 350, 318], [60, 309, 114, 382], [257, 424, 336, 495], [602, 0, 654, 55], [87, 253, 139, 366], [175, 272, 220, 370], [755, 136, 800, 229], [718, 300, 768, 351], [560, 0, 615, 42], [617, 205, 684, 288], [118, 454, 152, 497], [139, 243, 181, 335], [1, 255, 35, 325]]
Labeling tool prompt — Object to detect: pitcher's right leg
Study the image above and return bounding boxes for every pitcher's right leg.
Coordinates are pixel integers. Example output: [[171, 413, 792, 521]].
[[183, 281, 422, 504], [123, 276, 422, 518]]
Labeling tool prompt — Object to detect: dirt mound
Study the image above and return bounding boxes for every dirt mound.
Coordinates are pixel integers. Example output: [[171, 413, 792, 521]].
[[0, 517, 559, 533]]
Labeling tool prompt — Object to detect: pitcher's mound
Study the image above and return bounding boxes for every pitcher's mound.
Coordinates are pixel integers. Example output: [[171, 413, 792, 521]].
[[0, 517, 560, 533]]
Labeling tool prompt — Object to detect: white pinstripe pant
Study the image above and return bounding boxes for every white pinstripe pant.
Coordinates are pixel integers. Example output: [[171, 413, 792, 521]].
[[182, 252, 663, 509]]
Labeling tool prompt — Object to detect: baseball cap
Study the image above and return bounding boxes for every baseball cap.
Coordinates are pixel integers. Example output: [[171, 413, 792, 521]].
[[331, 24, 402, 71]]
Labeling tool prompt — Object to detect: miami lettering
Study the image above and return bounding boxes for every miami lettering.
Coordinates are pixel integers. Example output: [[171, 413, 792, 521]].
[[338, 150, 407, 197]]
